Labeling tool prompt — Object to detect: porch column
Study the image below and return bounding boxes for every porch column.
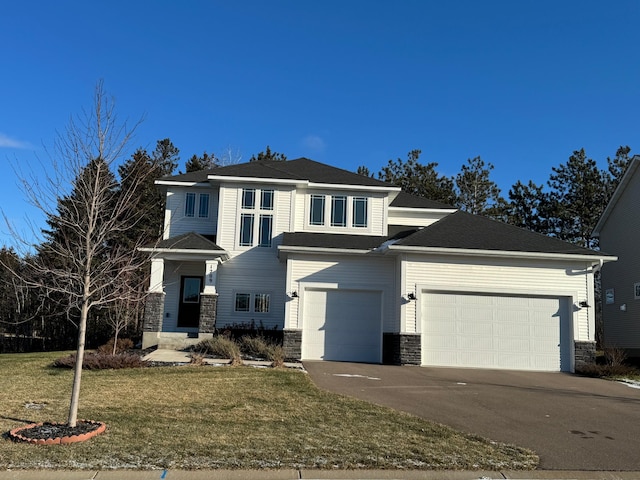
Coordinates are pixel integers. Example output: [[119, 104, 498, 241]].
[[149, 258, 164, 293], [203, 259, 220, 294], [199, 259, 221, 334]]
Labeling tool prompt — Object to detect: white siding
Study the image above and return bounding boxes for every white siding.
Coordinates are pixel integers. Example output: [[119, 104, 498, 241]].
[[293, 188, 387, 236], [164, 186, 219, 238], [388, 208, 451, 228], [285, 254, 397, 331], [403, 254, 593, 342]]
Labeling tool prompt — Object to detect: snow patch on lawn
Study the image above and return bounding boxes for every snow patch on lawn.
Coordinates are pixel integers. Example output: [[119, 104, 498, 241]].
[[333, 373, 381, 380], [618, 378, 640, 389]]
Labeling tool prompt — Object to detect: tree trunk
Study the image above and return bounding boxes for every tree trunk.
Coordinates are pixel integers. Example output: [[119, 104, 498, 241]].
[[68, 298, 89, 427]]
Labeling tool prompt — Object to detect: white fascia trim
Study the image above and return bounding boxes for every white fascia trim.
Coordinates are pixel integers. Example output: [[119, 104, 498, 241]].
[[277, 245, 371, 255], [388, 207, 457, 214], [386, 245, 618, 263], [155, 180, 209, 187], [139, 247, 229, 257], [207, 175, 305, 186], [308, 182, 401, 193]]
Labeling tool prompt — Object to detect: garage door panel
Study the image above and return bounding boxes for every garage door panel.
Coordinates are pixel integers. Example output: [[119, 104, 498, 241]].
[[302, 289, 382, 363], [422, 292, 569, 372]]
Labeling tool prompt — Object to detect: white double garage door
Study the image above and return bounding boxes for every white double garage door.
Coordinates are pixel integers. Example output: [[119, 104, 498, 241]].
[[301, 288, 571, 371]]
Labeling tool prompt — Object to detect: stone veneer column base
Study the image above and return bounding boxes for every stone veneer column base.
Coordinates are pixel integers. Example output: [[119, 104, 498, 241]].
[[383, 333, 421, 365], [283, 329, 302, 361], [199, 293, 218, 334], [142, 292, 165, 349], [574, 340, 596, 369]]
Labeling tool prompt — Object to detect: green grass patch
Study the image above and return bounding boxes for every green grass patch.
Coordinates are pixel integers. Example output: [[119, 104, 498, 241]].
[[0, 351, 538, 470]]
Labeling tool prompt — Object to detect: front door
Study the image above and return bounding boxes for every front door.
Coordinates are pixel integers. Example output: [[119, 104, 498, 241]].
[[178, 276, 203, 328]]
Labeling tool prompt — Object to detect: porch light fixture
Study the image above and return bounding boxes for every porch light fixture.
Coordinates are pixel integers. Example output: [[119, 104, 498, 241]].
[[288, 291, 298, 298], [578, 301, 591, 308], [406, 292, 416, 301]]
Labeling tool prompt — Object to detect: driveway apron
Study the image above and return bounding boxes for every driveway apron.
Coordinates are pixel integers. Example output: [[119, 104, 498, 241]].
[[304, 361, 640, 470]]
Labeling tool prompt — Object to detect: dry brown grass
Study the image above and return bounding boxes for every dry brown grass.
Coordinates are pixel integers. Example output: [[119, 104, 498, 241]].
[[0, 351, 538, 470]]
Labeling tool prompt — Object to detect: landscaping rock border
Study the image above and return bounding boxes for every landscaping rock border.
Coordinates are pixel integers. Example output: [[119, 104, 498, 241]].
[[9, 420, 106, 445]]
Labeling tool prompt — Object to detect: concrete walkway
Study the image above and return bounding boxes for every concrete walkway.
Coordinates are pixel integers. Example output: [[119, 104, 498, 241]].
[[142, 348, 304, 369]]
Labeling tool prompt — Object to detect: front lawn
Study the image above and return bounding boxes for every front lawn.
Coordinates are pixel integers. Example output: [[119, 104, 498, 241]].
[[0, 352, 537, 470]]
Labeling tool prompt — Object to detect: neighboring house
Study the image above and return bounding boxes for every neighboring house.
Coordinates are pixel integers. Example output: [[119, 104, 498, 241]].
[[593, 155, 640, 357], [141, 158, 615, 372]]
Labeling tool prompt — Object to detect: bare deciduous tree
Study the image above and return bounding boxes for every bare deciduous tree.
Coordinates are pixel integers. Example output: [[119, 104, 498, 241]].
[[4, 81, 156, 427]]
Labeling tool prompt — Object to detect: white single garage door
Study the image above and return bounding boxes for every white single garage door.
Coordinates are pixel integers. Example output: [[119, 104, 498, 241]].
[[421, 292, 571, 371], [301, 288, 382, 363]]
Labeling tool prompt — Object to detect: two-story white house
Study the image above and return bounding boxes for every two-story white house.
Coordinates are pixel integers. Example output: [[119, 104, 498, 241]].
[[141, 158, 615, 372]]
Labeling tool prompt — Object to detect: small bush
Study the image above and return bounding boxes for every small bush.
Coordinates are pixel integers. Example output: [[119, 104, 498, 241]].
[[240, 336, 272, 359], [97, 338, 134, 355], [576, 363, 639, 378], [268, 344, 285, 368], [52, 352, 147, 370], [195, 336, 243, 366]]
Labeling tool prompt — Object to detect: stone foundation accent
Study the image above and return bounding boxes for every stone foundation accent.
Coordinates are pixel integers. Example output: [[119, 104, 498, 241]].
[[199, 293, 218, 334], [143, 292, 165, 332], [383, 333, 421, 365], [283, 329, 302, 361], [575, 340, 596, 368]]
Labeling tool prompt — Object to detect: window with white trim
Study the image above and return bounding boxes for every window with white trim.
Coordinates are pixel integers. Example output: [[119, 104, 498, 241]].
[[234, 292, 270, 313], [331, 195, 347, 226], [198, 193, 210, 218], [239, 188, 275, 247], [352, 197, 368, 227], [185, 192, 196, 217], [308, 194, 369, 229], [310, 195, 325, 225]]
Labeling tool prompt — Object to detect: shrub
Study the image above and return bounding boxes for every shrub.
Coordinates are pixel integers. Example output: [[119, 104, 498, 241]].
[[97, 338, 134, 355], [239, 336, 272, 359], [268, 344, 285, 368], [195, 336, 243, 366], [52, 352, 147, 370]]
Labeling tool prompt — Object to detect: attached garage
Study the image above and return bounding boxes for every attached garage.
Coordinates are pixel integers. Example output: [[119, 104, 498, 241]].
[[301, 288, 382, 363], [421, 292, 572, 371]]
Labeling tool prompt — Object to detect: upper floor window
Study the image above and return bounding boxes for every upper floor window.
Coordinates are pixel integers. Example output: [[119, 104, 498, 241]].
[[309, 194, 369, 229], [198, 193, 210, 218], [242, 188, 255, 209], [352, 197, 368, 227], [331, 196, 347, 227], [310, 195, 325, 225], [261, 189, 274, 210], [185, 193, 196, 217], [239, 188, 274, 248], [185, 192, 209, 218]]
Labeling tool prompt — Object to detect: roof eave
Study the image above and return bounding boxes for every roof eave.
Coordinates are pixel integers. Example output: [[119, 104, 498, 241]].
[[389, 206, 457, 214], [386, 245, 617, 263], [277, 245, 373, 255]]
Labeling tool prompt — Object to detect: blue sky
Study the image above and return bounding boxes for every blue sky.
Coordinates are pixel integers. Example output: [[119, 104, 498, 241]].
[[2, 1, 640, 247]]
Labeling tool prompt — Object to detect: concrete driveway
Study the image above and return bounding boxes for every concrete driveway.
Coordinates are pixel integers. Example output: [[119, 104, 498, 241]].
[[304, 362, 640, 471]]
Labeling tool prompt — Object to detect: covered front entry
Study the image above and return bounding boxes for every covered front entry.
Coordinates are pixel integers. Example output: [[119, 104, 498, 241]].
[[421, 291, 571, 371], [301, 288, 382, 363]]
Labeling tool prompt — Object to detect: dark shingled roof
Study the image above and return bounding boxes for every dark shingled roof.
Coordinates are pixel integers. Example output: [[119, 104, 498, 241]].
[[162, 158, 393, 188], [394, 211, 602, 256], [152, 232, 225, 251], [282, 232, 388, 250], [389, 191, 454, 209]]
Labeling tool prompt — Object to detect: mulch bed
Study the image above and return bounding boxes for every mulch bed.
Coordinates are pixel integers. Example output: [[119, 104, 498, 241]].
[[9, 420, 106, 445]]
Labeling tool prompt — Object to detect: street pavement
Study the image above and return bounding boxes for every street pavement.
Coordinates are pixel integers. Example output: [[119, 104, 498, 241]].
[[304, 362, 640, 471]]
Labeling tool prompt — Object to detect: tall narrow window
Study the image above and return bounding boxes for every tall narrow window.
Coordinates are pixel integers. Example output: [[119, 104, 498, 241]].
[[261, 189, 274, 210], [352, 197, 368, 227], [331, 195, 347, 227], [239, 214, 254, 246], [185, 192, 196, 217], [310, 195, 325, 225], [242, 188, 255, 209], [254, 294, 270, 313], [198, 193, 210, 218], [259, 214, 273, 247]]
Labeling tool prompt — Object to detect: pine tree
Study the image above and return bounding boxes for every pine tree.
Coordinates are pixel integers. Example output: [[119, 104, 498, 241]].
[[250, 146, 287, 162], [454, 156, 503, 215]]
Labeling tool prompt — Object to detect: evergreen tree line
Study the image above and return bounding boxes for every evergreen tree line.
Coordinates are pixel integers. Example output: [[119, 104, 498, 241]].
[[360, 146, 633, 250]]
